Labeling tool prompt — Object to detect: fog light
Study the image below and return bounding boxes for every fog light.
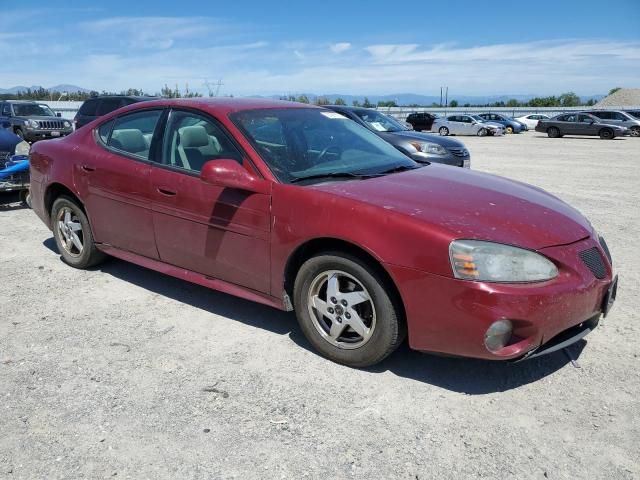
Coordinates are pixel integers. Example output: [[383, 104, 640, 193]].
[[484, 320, 513, 352]]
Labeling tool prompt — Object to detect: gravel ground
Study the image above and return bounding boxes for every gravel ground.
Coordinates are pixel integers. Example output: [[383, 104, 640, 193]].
[[1, 132, 638, 480]]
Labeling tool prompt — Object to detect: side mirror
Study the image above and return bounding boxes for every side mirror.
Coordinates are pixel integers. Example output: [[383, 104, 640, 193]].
[[56, 112, 62, 117], [200, 159, 270, 194]]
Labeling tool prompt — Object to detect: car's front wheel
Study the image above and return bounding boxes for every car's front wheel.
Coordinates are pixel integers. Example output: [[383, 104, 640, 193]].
[[505, 126, 514, 134], [51, 196, 106, 269], [293, 253, 405, 367], [599, 128, 614, 140], [438, 126, 449, 136], [477, 127, 488, 137], [630, 126, 640, 137]]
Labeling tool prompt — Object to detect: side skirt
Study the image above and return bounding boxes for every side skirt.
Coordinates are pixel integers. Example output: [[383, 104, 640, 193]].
[[98, 244, 285, 311]]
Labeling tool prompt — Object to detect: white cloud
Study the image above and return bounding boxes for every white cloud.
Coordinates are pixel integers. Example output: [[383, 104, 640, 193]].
[[330, 42, 351, 54]]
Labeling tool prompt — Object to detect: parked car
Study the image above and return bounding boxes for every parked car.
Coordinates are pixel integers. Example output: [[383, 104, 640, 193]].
[[74, 95, 158, 129], [0, 128, 31, 203], [405, 112, 437, 131], [326, 105, 470, 168], [515, 114, 550, 129], [583, 110, 640, 137], [432, 114, 504, 137], [0, 100, 73, 142], [535, 112, 628, 139], [29, 98, 617, 367], [477, 113, 525, 133]]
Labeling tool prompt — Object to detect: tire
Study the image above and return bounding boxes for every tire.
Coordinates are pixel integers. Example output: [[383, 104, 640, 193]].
[[293, 253, 405, 367], [14, 128, 24, 140], [599, 128, 614, 140], [629, 126, 639, 137], [505, 126, 514, 134], [438, 126, 449, 136], [19, 189, 30, 207], [547, 127, 561, 138], [51, 196, 106, 269], [476, 128, 488, 137]]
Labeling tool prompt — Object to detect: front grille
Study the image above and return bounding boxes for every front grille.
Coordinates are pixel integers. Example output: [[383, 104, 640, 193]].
[[37, 120, 64, 129], [447, 147, 469, 157], [579, 247, 607, 279], [599, 236, 612, 264]]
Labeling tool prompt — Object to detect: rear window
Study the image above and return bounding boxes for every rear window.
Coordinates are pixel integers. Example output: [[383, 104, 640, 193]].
[[78, 99, 99, 116], [96, 98, 125, 116]]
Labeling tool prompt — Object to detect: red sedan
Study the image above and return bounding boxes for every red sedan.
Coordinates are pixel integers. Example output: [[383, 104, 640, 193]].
[[29, 98, 617, 367]]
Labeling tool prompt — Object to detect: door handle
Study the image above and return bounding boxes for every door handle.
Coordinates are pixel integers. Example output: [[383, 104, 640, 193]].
[[157, 187, 177, 196], [81, 164, 95, 172]]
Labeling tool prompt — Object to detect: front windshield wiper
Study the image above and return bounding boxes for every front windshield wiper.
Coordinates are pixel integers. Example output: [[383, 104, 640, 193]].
[[375, 164, 424, 175], [290, 172, 373, 184]]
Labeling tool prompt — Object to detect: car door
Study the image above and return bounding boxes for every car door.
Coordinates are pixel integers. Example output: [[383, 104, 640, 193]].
[[446, 116, 460, 134], [149, 108, 271, 293], [577, 114, 600, 135], [78, 108, 163, 258], [459, 116, 474, 135]]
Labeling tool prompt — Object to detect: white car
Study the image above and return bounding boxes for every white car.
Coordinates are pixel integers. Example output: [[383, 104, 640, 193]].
[[515, 114, 550, 129], [432, 114, 504, 137]]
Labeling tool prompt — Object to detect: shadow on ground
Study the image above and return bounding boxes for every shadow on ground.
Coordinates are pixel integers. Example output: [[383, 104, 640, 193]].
[[43, 237, 583, 394], [0, 191, 28, 211]]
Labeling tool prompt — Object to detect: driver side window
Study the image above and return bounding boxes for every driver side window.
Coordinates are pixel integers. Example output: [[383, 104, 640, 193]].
[[162, 110, 243, 173]]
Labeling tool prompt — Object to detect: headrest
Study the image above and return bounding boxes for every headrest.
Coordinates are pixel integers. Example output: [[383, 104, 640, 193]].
[[179, 126, 210, 148], [111, 129, 147, 153]]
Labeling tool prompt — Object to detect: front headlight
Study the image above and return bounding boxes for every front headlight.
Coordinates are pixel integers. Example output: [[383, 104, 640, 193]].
[[26, 119, 39, 129], [449, 240, 558, 282], [63, 120, 71, 128], [14, 140, 31, 156], [409, 141, 447, 155]]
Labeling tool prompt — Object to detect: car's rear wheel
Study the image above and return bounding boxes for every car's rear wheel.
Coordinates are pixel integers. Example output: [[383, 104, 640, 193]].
[[293, 253, 405, 367], [505, 126, 514, 134], [477, 127, 488, 137], [547, 127, 561, 138], [438, 126, 449, 136], [629, 126, 639, 137], [51, 196, 106, 269], [599, 128, 614, 140]]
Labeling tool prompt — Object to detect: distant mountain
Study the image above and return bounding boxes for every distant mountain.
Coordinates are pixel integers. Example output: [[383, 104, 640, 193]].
[[0, 84, 90, 94], [268, 92, 605, 106]]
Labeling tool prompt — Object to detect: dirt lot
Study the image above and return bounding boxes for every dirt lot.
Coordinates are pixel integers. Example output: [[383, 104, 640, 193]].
[[1, 132, 638, 479]]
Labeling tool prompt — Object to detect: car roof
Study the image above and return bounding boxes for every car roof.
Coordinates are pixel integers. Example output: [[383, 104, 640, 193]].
[[103, 97, 320, 117], [325, 105, 377, 114], [86, 95, 159, 101]]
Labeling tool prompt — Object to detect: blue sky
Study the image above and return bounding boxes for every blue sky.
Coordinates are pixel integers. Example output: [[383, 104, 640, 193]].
[[1, 0, 639, 96]]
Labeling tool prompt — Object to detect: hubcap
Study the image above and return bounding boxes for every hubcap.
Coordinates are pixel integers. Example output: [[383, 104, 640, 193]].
[[307, 270, 376, 349], [56, 207, 84, 257]]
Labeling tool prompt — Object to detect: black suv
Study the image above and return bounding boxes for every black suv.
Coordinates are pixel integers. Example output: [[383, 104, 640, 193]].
[[74, 95, 158, 129], [0, 101, 73, 142], [405, 112, 436, 131]]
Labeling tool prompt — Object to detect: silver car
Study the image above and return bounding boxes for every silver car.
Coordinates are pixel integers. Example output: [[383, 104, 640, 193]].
[[584, 110, 640, 137], [432, 114, 504, 137]]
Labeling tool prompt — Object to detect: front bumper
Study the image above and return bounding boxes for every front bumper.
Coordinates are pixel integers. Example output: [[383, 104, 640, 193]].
[[386, 235, 615, 361], [24, 129, 73, 142]]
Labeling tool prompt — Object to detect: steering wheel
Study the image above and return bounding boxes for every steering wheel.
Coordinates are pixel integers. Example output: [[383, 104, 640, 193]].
[[316, 142, 341, 162]]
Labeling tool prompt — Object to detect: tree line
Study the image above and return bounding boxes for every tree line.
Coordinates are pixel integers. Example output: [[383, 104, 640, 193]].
[[0, 84, 207, 101]]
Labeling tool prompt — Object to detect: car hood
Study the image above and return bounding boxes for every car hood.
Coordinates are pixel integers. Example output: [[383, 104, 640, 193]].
[[382, 130, 465, 147], [312, 165, 592, 250]]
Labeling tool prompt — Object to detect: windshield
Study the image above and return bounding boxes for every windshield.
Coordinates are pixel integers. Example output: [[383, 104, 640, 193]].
[[12, 103, 56, 117], [354, 110, 405, 132], [232, 108, 418, 184], [626, 111, 640, 120], [469, 115, 485, 122]]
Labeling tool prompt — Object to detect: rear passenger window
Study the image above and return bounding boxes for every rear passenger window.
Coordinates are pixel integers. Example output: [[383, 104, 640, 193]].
[[97, 119, 114, 144], [108, 110, 162, 160], [78, 99, 98, 116]]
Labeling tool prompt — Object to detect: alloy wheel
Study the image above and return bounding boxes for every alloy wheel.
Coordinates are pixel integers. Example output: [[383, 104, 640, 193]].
[[56, 207, 84, 257], [307, 270, 376, 349]]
